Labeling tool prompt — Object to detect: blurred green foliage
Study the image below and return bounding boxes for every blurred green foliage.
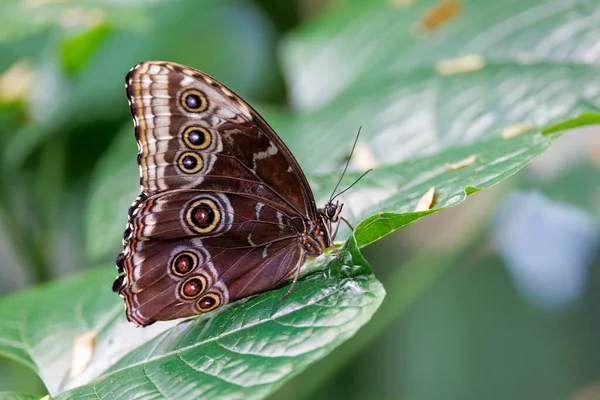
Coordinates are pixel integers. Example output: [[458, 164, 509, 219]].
[[0, 0, 599, 399]]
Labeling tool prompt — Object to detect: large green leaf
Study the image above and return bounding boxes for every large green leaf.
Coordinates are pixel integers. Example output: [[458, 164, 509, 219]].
[[0, 238, 384, 399], [0, 393, 39, 400], [5, 0, 600, 398], [86, 63, 600, 258], [85, 0, 600, 259], [281, 0, 600, 110]]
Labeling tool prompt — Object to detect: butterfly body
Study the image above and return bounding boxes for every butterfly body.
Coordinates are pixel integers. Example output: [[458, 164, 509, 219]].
[[113, 62, 342, 327]]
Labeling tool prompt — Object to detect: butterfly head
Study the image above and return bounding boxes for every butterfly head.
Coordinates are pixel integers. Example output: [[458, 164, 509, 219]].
[[322, 200, 343, 223]]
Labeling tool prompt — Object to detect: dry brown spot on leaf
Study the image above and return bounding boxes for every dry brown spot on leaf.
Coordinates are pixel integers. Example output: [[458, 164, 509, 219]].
[[351, 144, 380, 170], [501, 123, 534, 139], [69, 331, 97, 377], [436, 55, 486, 75], [413, 0, 463, 35], [415, 187, 437, 212], [444, 155, 477, 171], [585, 135, 600, 167]]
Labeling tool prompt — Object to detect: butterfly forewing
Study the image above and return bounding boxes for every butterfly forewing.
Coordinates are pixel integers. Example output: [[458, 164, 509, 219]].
[[116, 61, 329, 326], [126, 62, 316, 217]]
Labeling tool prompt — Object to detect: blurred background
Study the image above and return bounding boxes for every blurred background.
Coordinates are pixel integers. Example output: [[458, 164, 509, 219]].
[[0, 0, 599, 399]]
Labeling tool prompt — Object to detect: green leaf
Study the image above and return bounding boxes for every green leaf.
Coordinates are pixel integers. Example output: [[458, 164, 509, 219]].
[[85, 125, 138, 261], [276, 229, 485, 399], [541, 112, 600, 135], [84, 0, 600, 260], [347, 127, 550, 247], [280, 61, 596, 246], [0, 0, 162, 43], [86, 60, 599, 258], [8, 0, 600, 397], [281, 0, 600, 110], [60, 24, 110, 75], [0, 393, 40, 400], [0, 238, 384, 399]]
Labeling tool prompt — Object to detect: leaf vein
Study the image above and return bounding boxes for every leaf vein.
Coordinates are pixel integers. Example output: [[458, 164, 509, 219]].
[[101, 288, 338, 378]]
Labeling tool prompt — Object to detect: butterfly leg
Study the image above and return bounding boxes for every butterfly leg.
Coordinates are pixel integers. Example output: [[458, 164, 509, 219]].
[[331, 246, 343, 261], [279, 264, 302, 301], [322, 219, 344, 262], [330, 216, 356, 260], [332, 221, 341, 241]]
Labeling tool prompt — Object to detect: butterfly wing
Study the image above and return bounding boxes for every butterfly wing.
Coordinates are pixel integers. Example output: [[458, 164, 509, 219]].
[[120, 233, 303, 327], [126, 61, 317, 218], [116, 62, 317, 326]]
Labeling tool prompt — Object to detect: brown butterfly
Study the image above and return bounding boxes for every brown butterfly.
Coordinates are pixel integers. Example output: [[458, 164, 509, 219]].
[[112, 61, 347, 327]]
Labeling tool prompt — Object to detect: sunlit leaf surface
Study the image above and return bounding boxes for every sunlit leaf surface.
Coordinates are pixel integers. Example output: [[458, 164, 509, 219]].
[[0, 239, 384, 399], [0, 393, 40, 400], [2, 0, 600, 398]]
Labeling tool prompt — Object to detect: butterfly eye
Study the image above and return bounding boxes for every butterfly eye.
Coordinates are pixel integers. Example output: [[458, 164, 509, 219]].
[[179, 275, 207, 299], [181, 89, 208, 112], [178, 152, 203, 174], [325, 204, 339, 220], [183, 126, 211, 150], [170, 251, 199, 276], [197, 293, 221, 312]]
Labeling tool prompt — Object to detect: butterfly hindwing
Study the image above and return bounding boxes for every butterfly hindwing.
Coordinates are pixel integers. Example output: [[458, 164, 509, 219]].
[[120, 236, 304, 326]]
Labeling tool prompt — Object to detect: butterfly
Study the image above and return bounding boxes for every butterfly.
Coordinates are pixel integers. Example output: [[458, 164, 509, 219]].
[[112, 61, 346, 327]]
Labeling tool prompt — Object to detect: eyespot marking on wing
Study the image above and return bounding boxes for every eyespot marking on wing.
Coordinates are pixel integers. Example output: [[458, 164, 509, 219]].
[[185, 198, 219, 233], [178, 151, 203, 174], [170, 251, 199, 276], [197, 292, 222, 312], [183, 126, 211, 150], [180, 89, 208, 113], [179, 275, 208, 299]]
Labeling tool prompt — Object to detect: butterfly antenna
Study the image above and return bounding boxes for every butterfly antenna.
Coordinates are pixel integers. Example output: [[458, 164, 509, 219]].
[[331, 168, 372, 202], [329, 126, 362, 202]]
